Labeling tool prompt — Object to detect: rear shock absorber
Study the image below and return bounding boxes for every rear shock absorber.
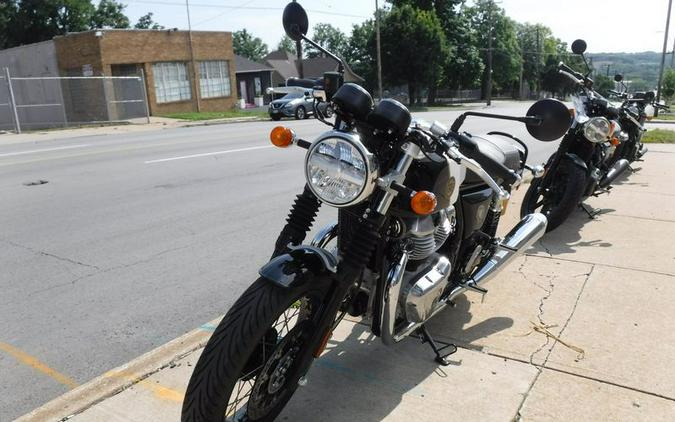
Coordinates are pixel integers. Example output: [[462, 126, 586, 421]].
[[272, 185, 321, 258]]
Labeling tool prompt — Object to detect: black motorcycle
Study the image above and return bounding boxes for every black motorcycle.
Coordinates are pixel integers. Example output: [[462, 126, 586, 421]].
[[521, 40, 632, 231], [607, 77, 669, 164], [181, 3, 570, 421]]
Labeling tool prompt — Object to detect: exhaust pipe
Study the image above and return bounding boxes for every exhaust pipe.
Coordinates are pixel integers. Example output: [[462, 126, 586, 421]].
[[638, 144, 649, 158], [460, 213, 548, 292], [599, 158, 629, 188], [383, 213, 547, 343]]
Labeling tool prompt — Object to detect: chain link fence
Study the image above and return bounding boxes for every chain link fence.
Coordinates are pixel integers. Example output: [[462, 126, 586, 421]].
[[0, 69, 150, 133]]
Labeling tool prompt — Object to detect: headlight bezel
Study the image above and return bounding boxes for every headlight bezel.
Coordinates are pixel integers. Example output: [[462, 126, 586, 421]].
[[304, 131, 378, 207], [582, 117, 612, 143]]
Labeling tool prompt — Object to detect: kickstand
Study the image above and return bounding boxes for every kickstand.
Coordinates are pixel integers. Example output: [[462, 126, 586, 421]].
[[628, 164, 640, 173], [579, 203, 600, 219], [417, 325, 457, 366]]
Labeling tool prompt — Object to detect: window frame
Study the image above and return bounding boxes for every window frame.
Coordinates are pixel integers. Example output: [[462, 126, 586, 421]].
[[198, 60, 232, 99], [152, 62, 192, 104]]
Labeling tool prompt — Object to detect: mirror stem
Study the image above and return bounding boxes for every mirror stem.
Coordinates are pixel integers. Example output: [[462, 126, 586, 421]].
[[301, 35, 344, 74], [451, 111, 542, 133]]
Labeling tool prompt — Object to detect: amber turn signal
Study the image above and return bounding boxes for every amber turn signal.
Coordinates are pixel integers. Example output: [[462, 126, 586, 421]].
[[270, 126, 295, 148], [410, 191, 437, 215]]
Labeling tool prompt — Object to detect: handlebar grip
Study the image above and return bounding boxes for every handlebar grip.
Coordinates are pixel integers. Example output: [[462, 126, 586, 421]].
[[558, 69, 582, 86], [453, 134, 519, 186], [558, 62, 583, 79]]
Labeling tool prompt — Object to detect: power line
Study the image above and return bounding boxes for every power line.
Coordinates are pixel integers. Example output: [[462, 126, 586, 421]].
[[126, 0, 369, 19]]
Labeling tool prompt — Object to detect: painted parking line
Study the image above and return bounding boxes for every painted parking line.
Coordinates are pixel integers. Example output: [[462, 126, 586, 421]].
[[0, 144, 90, 158], [0, 341, 78, 389], [144, 145, 273, 164]]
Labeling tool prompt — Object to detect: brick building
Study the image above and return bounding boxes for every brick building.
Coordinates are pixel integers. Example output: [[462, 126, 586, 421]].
[[53, 29, 237, 116]]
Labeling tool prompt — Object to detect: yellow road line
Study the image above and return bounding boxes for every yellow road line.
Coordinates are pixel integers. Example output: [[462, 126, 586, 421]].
[[0, 342, 78, 389], [104, 370, 184, 403]]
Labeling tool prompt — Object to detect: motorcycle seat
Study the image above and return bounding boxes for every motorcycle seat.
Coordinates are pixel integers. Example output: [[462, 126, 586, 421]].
[[463, 134, 523, 185]]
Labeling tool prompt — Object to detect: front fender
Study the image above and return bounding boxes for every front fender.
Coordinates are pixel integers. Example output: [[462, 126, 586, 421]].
[[563, 152, 588, 171], [259, 245, 337, 288]]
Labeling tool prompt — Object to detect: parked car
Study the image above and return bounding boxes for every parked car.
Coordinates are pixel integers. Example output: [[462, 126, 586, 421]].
[[268, 91, 334, 120]]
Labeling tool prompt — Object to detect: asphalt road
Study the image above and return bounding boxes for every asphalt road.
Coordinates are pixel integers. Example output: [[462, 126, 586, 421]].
[[0, 101, 560, 419]]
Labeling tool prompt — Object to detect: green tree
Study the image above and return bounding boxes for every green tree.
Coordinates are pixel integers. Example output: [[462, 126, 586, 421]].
[[661, 68, 675, 101], [0, 0, 17, 49], [8, 0, 94, 47], [466, 0, 521, 98], [277, 35, 295, 53], [91, 0, 129, 29], [344, 19, 377, 91], [233, 29, 269, 62], [134, 12, 163, 29], [390, 1, 483, 102], [380, 4, 447, 105], [306, 23, 348, 58], [594, 74, 614, 97]]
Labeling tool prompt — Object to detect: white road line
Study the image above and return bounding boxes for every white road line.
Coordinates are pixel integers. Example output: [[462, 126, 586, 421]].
[[145, 145, 274, 164], [0, 144, 91, 158]]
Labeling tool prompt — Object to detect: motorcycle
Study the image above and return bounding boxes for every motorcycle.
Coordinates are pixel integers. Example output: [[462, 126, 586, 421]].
[[520, 39, 633, 231], [607, 76, 669, 164], [181, 3, 571, 421]]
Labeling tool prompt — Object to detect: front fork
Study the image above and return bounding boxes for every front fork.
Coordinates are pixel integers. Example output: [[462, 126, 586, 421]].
[[272, 142, 422, 379]]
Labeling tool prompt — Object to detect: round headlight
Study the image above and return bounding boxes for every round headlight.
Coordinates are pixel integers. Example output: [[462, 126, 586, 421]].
[[645, 104, 656, 119], [583, 117, 611, 143], [305, 132, 377, 207]]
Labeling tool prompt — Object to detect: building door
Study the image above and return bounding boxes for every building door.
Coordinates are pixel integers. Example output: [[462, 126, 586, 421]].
[[240, 81, 247, 105]]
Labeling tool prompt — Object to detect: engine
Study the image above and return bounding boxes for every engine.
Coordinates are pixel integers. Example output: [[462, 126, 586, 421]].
[[403, 206, 456, 261], [396, 206, 457, 323]]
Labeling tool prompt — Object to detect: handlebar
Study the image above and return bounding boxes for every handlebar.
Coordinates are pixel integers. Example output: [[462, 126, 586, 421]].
[[558, 62, 584, 80]]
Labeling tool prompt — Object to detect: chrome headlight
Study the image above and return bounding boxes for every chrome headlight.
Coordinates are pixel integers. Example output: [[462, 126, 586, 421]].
[[583, 117, 611, 143], [645, 104, 656, 119], [305, 131, 377, 207]]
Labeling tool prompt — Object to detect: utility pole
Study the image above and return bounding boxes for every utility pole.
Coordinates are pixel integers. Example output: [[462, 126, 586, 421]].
[[486, 5, 494, 106], [535, 26, 540, 98], [671, 34, 675, 67], [185, 0, 200, 112], [375, 0, 383, 100], [657, 0, 673, 111]]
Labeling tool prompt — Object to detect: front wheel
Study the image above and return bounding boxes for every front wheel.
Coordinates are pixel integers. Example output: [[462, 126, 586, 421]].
[[521, 160, 586, 232], [182, 277, 329, 421], [294, 106, 306, 120]]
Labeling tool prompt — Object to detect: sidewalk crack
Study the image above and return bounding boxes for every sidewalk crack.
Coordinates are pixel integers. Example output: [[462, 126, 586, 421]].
[[513, 264, 595, 421]]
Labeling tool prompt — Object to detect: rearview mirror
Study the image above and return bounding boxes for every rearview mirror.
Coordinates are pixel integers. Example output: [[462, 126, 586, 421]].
[[614, 74, 623, 82], [526, 99, 572, 142], [283, 2, 309, 41], [571, 39, 587, 55]]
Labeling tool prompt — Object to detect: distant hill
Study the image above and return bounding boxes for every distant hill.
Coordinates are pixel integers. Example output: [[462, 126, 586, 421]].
[[588, 51, 664, 91]]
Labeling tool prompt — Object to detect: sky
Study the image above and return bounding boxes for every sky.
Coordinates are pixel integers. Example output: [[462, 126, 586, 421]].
[[120, 0, 674, 54]]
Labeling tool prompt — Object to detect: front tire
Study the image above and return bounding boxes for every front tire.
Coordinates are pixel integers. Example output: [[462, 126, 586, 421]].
[[294, 106, 306, 120], [182, 277, 329, 422], [521, 160, 586, 232]]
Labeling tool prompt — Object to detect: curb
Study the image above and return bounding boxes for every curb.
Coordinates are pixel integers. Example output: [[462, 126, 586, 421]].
[[646, 120, 675, 125], [181, 116, 269, 128], [17, 318, 221, 422]]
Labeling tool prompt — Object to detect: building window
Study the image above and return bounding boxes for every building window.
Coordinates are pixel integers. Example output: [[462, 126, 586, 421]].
[[199, 61, 231, 98], [152, 62, 191, 103]]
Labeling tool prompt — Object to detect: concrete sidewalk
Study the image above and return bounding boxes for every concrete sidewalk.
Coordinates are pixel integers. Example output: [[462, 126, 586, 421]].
[[19, 145, 675, 421]]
